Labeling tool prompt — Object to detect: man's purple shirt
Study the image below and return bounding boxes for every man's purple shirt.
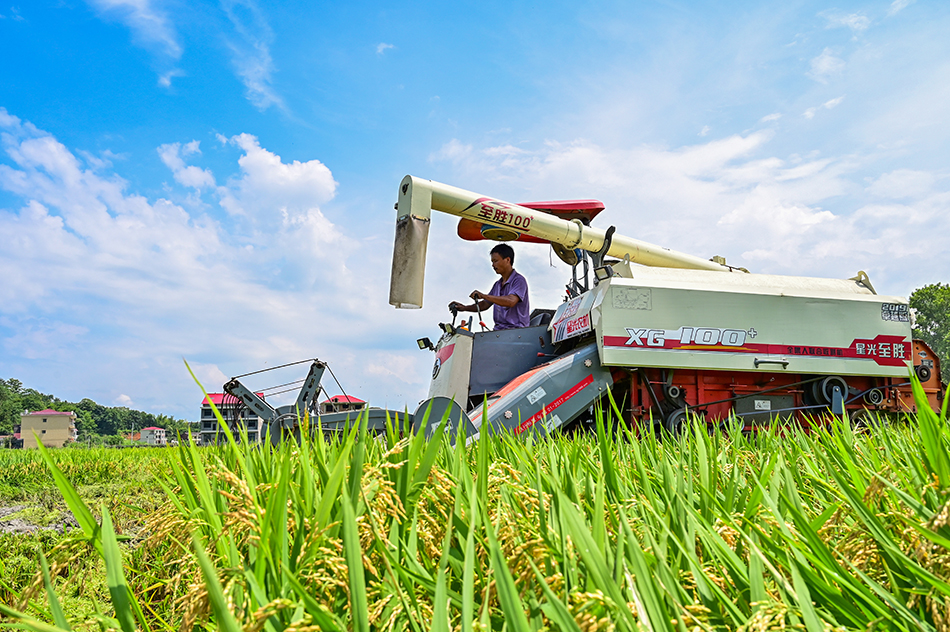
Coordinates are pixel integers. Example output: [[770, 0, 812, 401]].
[[489, 269, 530, 330]]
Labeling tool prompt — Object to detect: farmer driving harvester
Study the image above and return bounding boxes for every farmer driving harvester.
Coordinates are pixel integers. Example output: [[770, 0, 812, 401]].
[[448, 244, 530, 330]]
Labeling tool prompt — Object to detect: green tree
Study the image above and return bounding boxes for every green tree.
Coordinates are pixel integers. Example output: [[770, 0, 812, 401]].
[[910, 283, 950, 383], [1, 380, 195, 440]]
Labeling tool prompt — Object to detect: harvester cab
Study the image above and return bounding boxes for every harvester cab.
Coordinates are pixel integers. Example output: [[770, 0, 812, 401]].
[[393, 176, 945, 441]]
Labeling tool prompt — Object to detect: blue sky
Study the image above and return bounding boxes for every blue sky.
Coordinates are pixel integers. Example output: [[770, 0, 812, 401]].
[[2, 0, 948, 420]]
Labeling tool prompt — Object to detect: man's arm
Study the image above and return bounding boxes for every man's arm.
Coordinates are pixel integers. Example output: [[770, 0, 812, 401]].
[[470, 291, 520, 308], [448, 296, 493, 313]]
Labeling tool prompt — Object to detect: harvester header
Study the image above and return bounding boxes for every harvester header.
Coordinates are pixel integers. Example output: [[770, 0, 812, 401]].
[[389, 175, 732, 309]]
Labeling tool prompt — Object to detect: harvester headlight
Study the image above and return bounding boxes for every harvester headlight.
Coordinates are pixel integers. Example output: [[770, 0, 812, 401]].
[[417, 337, 434, 351]]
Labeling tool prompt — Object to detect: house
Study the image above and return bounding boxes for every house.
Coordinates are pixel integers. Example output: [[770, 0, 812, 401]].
[[320, 395, 366, 415], [19, 409, 78, 448], [140, 426, 167, 446], [200, 393, 264, 445]]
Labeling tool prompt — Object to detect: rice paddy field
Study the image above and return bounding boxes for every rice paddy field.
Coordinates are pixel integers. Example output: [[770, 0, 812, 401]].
[[1, 379, 949, 631]]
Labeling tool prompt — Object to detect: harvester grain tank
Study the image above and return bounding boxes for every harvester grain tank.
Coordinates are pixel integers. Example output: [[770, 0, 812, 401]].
[[391, 176, 945, 440]]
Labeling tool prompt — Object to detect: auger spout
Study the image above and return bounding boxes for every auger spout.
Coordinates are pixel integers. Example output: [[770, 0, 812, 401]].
[[389, 175, 731, 309]]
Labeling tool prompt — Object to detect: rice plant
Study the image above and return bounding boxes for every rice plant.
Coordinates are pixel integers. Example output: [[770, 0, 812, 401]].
[[2, 375, 949, 631]]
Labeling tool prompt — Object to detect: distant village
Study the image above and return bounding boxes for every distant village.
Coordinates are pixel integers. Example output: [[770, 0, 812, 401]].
[[1, 383, 366, 449]]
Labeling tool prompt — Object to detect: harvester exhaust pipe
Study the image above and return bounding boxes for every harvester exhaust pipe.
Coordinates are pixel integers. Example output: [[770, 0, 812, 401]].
[[389, 175, 731, 309]]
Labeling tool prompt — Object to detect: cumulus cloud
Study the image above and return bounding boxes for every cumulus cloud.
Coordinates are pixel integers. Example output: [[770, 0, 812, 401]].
[[429, 130, 950, 292], [866, 169, 936, 198], [376, 42, 394, 55], [0, 110, 424, 418], [188, 362, 229, 389], [217, 133, 336, 218], [222, 0, 284, 111], [808, 48, 845, 83], [158, 141, 215, 189], [114, 393, 134, 407]]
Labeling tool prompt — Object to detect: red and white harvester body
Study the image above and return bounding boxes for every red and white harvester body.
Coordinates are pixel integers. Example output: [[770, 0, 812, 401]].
[[390, 176, 945, 440]]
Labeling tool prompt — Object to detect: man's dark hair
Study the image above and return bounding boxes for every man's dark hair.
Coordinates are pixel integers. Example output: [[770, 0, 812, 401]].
[[490, 243, 515, 265]]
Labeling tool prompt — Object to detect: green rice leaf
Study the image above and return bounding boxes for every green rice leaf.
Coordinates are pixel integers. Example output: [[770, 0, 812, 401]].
[[100, 506, 143, 632], [342, 485, 369, 632]]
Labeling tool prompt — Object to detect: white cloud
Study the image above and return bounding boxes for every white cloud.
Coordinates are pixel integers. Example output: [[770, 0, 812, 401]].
[[86, 0, 182, 84], [158, 69, 185, 88], [808, 48, 845, 83], [187, 362, 229, 389], [365, 353, 419, 384], [217, 133, 337, 219], [114, 394, 134, 407], [0, 6, 25, 20], [888, 0, 914, 16], [803, 96, 845, 119], [699, 125, 711, 137], [222, 0, 284, 111], [866, 169, 936, 198], [759, 113, 782, 123], [823, 96, 845, 109], [429, 130, 950, 294], [821, 11, 871, 33], [158, 141, 216, 189], [0, 111, 426, 418], [376, 42, 395, 55]]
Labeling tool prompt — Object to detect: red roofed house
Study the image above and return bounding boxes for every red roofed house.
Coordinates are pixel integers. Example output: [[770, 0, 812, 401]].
[[19, 409, 78, 449], [200, 393, 264, 445], [320, 395, 366, 415], [140, 426, 167, 446]]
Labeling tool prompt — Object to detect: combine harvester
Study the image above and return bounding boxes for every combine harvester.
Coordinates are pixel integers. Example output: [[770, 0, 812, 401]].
[[390, 176, 944, 441], [226, 176, 944, 443]]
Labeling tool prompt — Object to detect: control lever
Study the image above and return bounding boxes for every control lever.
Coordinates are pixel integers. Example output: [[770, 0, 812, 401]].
[[474, 293, 489, 332]]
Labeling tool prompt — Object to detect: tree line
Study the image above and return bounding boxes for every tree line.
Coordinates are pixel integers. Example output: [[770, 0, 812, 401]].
[[0, 378, 192, 443], [910, 283, 950, 383]]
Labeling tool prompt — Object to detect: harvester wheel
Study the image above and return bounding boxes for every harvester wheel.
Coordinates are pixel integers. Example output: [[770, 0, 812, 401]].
[[849, 408, 882, 432]]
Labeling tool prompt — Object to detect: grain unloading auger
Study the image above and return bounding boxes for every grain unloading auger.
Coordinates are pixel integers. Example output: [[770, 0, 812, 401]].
[[392, 175, 945, 441]]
